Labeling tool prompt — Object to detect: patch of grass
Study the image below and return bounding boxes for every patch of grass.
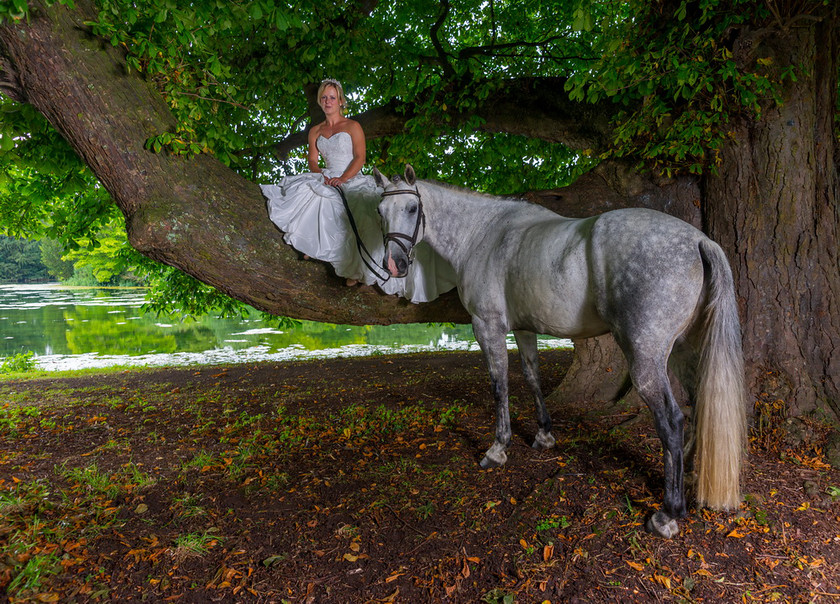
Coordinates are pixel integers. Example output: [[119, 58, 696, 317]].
[[96, 438, 131, 452], [535, 515, 571, 532], [0, 404, 41, 436], [334, 401, 468, 443], [57, 462, 121, 500], [6, 551, 61, 598], [172, 494, 207, 519], [225, 445, 261, 481], [0, 363, 155, 382], [0, 478, 122, 600], [0, 489, 32, 516], [263, 472, 290, 492], [438, 401, 468, 427], [123, 462, 157, 490], [180, 450, 218, 472], [171, 531, 221, 558], [56, 461, 155, 500], [415, 501, 435, 520]]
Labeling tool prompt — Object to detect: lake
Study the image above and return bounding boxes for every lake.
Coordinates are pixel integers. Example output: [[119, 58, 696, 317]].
[[0, 284, 571, 371]]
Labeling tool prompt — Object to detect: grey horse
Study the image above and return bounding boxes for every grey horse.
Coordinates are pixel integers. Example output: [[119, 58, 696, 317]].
[[374, 165, 746, 539]]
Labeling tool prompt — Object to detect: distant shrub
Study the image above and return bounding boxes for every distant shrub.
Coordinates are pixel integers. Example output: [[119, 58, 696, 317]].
[[0, 352, 37, 374]]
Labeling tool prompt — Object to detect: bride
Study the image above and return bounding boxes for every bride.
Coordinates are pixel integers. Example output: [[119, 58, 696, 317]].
[[260, 79, 456, 303]]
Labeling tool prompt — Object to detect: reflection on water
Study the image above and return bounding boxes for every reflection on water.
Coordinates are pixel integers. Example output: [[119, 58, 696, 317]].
[[0, 284, 571, 371]]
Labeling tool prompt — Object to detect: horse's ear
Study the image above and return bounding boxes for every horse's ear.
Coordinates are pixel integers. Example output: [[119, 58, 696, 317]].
[[372, 166, 386, 189], [404, 164, 416, 186]]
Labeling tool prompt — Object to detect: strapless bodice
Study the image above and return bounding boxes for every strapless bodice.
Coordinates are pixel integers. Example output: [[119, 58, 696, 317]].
[[318, 132, 354, 177]]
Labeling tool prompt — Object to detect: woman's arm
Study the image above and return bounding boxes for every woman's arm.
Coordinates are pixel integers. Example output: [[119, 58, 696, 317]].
[[307, 126, 322, 173]]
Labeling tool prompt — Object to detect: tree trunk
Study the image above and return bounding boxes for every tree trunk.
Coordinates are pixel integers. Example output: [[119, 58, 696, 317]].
[[703, 21, 840, 417]]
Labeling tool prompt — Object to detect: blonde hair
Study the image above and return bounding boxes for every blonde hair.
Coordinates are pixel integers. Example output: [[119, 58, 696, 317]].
[[317, 79, 347, 114]]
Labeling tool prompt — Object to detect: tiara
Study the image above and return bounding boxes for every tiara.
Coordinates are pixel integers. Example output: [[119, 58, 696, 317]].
[[321, 78, 341, 87]]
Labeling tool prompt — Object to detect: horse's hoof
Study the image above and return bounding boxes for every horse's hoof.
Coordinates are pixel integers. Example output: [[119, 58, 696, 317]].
[[532, 430, 556, 450], [479, 446, 507, 469], [645, 511, 679, 539], [479, 456, 502, 469]]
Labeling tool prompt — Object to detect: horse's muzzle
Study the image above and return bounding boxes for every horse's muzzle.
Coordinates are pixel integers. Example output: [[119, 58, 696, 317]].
[[384, 248, 408, 278]]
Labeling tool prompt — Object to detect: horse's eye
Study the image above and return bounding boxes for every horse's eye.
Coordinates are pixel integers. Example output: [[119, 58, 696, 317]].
[[408, 205, 417, 214]]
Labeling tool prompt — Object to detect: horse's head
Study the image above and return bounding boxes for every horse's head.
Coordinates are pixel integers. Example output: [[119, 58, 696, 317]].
[[374, 165, 424, 278]]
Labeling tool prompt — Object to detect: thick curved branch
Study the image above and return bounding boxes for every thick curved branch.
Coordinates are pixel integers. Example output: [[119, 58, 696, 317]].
[[245, 77, 618, 161]]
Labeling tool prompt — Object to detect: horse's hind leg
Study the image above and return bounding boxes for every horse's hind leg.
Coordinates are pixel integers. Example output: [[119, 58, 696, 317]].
[[513, 330, 555, 450], [669, 339, 700, 477], [474, 317, 512, 469], [628, 355, 686, 539]]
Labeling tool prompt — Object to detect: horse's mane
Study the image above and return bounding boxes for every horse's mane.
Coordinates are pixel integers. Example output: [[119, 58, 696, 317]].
[[419, 178, 528, 204]]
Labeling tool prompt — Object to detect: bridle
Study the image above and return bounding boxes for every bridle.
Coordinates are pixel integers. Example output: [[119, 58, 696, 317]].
[[380, 186, 425, 264]]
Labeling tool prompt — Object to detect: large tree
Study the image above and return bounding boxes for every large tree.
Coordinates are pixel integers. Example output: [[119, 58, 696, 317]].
[[0, 0, 838, 421]]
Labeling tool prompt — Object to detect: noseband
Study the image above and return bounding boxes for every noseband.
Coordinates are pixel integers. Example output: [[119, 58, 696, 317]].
[[380, 187, 425, 261]]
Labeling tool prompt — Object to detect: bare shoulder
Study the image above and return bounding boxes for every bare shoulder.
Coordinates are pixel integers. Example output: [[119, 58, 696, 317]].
[[309, 121, 327, 140], [343, 119, 364, 136]]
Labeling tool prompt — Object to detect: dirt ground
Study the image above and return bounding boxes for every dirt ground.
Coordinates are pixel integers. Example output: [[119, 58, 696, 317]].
[[0, 349, 839, 603]]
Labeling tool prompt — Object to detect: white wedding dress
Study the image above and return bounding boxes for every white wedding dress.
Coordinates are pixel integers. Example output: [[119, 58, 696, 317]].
[[260, 132, 457, 303]]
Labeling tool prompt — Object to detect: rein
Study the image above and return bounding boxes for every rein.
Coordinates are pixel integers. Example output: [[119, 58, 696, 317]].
[[333, 185, 391, 283], [380, 187, 425, 264]]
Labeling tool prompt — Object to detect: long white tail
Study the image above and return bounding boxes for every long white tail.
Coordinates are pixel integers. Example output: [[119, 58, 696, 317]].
[[694, 240, 747, 510]]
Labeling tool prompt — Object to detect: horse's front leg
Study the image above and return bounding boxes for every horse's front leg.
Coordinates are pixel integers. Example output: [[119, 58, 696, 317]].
[[513, 330, 555, 450], [474, 317, 512, 469]]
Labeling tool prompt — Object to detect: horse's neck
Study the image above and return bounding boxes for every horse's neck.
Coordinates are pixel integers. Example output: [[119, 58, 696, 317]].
[[420, 182, 515, 267]]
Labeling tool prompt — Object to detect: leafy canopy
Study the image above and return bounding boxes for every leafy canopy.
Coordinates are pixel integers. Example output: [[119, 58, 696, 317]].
[[1, 0, 828, 312]]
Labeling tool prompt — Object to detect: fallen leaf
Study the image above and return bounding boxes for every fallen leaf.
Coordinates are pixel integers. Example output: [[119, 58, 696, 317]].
[[135, 503, 148, 514], [262, 555, 285, 567], [543, 544, 554, 562], [461, 558, 470, 579], [653, 574, 672, 589], [626, 560, 644, 571], [379, 588, 399, 602]]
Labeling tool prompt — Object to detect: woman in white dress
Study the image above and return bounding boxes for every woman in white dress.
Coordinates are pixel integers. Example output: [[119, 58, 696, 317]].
[[261, 79, 456, 303]]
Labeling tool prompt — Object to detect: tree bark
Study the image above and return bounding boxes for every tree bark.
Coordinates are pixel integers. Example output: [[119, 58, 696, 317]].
[[703, 20, 840, 417]]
